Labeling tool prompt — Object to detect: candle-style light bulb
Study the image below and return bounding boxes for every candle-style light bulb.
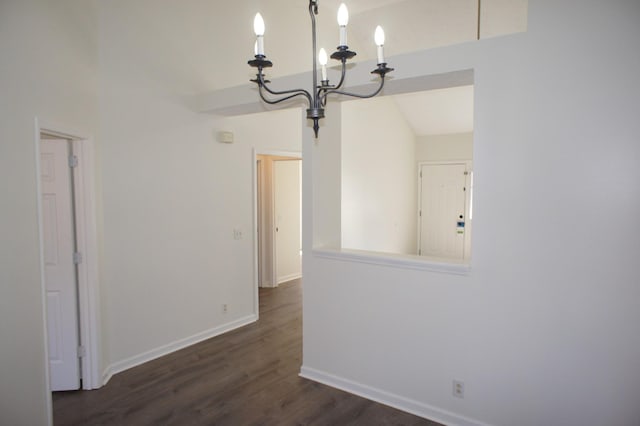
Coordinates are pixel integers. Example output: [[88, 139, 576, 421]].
[[254, 13, 265, 56], [374, 25, 385, 64], [253, 13, 265, 36], [337, 3, 349, 47], [319, 48, 328, 81]]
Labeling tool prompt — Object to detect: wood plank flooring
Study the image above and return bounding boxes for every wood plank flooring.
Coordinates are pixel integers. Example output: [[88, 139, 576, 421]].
[[53, 279, 441, 425]]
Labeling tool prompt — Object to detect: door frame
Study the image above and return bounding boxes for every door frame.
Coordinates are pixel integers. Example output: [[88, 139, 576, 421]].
[[417, 160, 473, 260], [35, 118, 102, 396], [252, 148, 301, 318]]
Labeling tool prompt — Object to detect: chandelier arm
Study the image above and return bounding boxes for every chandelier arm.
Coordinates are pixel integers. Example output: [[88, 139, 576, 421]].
[[332, 60, 348, 91], [257, 72, 313, 105], [260, 83, 313, 105], [322, 75, 387, 101], [258, 85, 312, 105], [319, 89, 328, 107], [318, 60, 347, 107]]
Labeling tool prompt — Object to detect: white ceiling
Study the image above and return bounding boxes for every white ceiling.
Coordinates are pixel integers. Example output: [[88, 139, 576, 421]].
[[93, 1, 526, 93], [391, 85, 474, 136]]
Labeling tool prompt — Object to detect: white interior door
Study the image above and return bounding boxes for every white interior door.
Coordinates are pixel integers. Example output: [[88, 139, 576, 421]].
[[274, 160, 302, 284], [40, 138, 81, 391], [419, 163, 468, 260]]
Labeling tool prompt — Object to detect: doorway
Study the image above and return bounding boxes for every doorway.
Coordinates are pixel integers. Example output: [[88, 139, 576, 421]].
[[417, 161, 472, 261], [36, 121, 101, 395], [40, 136, 81, 391], [254, 151, 302, 298]]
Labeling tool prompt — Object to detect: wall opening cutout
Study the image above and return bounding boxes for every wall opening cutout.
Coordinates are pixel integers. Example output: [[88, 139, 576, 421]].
[[341, 85, 474, 263]]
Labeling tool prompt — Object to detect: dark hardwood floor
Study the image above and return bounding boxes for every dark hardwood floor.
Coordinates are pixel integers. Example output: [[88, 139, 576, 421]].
[[53, 279, 441, 425]]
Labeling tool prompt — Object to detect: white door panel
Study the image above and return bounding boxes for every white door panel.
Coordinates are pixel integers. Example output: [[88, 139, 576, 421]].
[[41, 139, 80, 391], [419, 163, 468, 260]]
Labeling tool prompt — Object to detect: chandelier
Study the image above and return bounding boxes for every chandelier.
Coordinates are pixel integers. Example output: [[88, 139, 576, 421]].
[[248, 1, 394, 138]]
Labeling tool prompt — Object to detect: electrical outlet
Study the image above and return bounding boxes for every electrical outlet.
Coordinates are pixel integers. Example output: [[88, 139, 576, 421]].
[[453, 380, 465, 398], [223, 304, 228, 314], [233, 229, 243, 240]]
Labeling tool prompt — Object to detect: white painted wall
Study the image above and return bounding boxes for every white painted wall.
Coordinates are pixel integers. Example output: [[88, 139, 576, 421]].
[[416, 132, 473, 162], [98, 87, 301, 371], [274, 160, 302, 284], [0, 1, 99, 424], [480, 0, 529, 39], [301, 1, 640, 425], [341, 97, 417, 255]]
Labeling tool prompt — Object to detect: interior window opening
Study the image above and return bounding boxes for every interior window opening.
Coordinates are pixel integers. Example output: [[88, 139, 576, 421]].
[[340, 84, 474, 264]]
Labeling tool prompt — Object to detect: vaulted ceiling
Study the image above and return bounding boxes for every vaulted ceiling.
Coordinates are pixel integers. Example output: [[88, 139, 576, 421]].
[[97, 1, 522, 134], [96, 0, 525, 94], [392, 85, 474, 136]]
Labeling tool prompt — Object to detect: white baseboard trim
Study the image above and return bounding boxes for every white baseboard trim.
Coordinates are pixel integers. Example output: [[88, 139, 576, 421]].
[[259, 279, 273, 288], [299, 366, 492, 426], [102, 314, 257, 386], [102, 365, 114, 386], [277, 272, 302, 285]]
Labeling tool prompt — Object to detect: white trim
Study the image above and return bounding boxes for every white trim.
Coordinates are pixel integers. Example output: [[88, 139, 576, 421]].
[[300, 366, 492, 426], [102, 314, 258, 385], [277, 272, 302, 285], [313, 247, 470, 275], [270, 160, 277, 289], [102, 366, 114, 388], [252, 149, 260, 315], [70, 140, 102, 389], [256, 149, 303, 158], [34, 118, 53, 426]]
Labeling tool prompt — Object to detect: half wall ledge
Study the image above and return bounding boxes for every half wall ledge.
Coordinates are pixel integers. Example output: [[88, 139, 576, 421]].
[[312, 247, 471, 275]]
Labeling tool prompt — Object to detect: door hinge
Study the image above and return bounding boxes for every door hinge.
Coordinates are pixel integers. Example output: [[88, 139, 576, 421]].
[[418, 249, 422, 255], [73, 252, 83, 264], [77, 346, 86, 358], [420, 171, 422, 178], [68, 155, 78, 168], [419, 210, 422, 217]]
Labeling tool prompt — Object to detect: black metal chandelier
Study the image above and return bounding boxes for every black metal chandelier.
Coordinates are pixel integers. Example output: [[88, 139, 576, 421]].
[[248, 1, 394, 138]]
